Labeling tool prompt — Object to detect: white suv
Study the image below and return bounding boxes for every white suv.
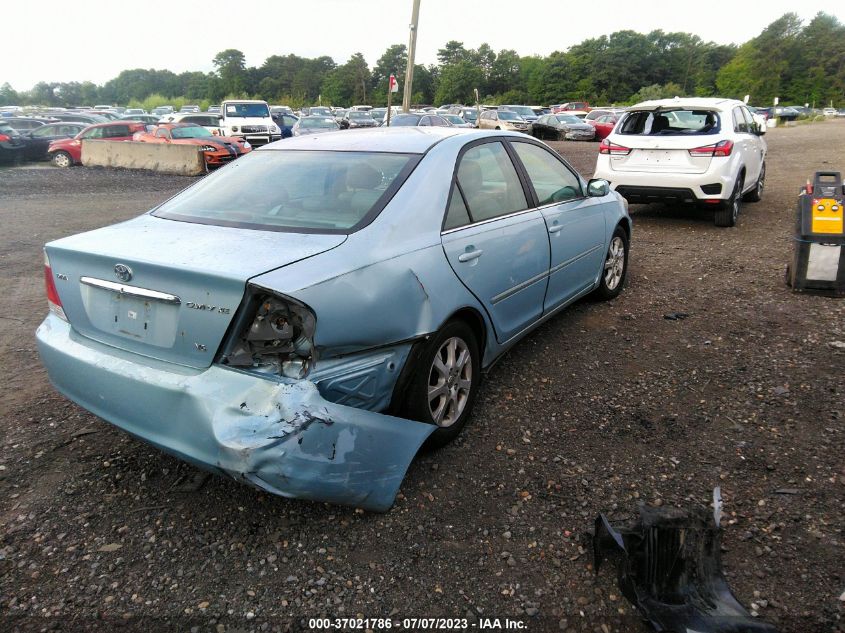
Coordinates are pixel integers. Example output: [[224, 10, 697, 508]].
[[594, 98, 767, 227]]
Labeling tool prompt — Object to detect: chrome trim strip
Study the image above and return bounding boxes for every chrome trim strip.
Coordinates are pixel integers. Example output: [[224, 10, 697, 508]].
[[549, 244, 602, 275], [441, 207, 536, 235], [491, 269, 550, 305], [79, 277, 181, 305]]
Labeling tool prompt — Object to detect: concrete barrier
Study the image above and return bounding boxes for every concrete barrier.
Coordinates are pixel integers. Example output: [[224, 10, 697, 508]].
[[82, 140, 205, 176]]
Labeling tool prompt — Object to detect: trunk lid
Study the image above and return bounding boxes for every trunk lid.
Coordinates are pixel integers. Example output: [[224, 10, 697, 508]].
[[47, 214, 346, 368], [608, 136, 713, 174]]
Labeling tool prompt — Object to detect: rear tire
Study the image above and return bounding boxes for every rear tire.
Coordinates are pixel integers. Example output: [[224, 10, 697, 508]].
[[743, 163, 764, 202], [714, 174, 743, 227], [403, 321, 481, 448]]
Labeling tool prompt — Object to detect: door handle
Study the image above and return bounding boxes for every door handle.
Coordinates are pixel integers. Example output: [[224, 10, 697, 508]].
[[458, 249, 483, 262], [548, 224, 563, 234]]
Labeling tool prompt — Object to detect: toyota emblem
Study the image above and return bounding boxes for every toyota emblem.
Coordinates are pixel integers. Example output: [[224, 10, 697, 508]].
[[114, 264, 133, 282]]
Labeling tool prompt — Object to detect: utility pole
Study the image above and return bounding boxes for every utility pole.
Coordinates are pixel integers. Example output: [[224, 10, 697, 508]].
[[402, 0, 421, 113]]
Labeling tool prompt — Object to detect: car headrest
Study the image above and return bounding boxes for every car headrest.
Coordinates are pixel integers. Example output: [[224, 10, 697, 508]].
[[346, 163, 382, 190]]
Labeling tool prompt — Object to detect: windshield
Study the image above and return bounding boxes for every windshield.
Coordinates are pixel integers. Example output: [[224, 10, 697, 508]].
[[171, 126, 212, 139], [506, 106, 535, 117], [225, 103, 270, 118], [618, 109, 720, 135], [349, 112, 371, 119], [556, 115, 581, 124], [390, 115, 421, 126], [153, 150, 419, 233], [462, 110, 478, 121], [443, 115, 465, 125], [300, 117, 337, 128], [498, 111, 522, 121]]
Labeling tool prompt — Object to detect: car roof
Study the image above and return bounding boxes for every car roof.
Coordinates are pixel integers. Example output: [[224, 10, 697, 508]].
[[259, 126, 469, 153], [627, 97, 742, 112]]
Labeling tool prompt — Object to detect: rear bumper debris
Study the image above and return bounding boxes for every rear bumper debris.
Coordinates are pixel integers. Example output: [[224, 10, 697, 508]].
[[36, 314, 434, 512], [593, 489, 779, 633]]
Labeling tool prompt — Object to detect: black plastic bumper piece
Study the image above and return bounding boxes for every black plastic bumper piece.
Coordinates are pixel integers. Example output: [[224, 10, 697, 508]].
[[594, 500, 779, 633], [615, 185, 699, 204]]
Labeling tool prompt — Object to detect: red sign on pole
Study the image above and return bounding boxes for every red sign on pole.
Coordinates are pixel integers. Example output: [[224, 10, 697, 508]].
[[389, 74, 399, 93]]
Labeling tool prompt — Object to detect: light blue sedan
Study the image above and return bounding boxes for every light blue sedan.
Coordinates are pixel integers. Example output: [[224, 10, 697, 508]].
[[36, 128, 631, 511]]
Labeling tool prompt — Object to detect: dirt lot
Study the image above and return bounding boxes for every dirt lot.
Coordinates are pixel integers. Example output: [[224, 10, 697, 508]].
[[1, 122, 843, 633]]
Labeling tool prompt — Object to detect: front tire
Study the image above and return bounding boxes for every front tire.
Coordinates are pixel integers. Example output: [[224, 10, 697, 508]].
[[403, 321, 481, 447], [51, 151, 73, 168], [592, 225, 629, 301], [715, 174, 743, 227]]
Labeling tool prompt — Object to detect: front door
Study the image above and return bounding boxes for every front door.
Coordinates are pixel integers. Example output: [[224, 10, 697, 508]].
[[509, 140, 607, 310]]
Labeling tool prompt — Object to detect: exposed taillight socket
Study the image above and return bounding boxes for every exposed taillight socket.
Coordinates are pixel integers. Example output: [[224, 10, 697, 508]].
[[43, 251, 68, 321], [218, 285, 317, 380]]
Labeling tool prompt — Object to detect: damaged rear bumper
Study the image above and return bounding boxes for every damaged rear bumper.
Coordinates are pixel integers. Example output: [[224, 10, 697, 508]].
[[35, 314, 434, 512]]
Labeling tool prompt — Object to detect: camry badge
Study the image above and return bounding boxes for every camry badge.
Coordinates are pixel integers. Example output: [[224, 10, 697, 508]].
[[114, 264, 133, 282]]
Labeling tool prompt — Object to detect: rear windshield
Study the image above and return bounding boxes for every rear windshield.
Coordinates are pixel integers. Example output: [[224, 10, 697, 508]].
[[498, 111, 522, 121], [618, 109, 720, 135], [152, 150, 420, 233]]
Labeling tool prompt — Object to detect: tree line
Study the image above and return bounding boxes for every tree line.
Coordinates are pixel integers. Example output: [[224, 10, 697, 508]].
[[2, 12, 842, 110]]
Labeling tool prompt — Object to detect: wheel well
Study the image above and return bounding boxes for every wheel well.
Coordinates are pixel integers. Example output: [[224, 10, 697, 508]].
[[449, 307, 487, 357], [617, 218, 631, 239], [386, 307, 488, 416]]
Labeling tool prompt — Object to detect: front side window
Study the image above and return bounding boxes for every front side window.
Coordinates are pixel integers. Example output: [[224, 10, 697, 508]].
[[155, 128, 171, 139], [81, 127, 105, 139], [153, 150, 419, 233], [455, 142, 527, 223], [511, 142, 582, 205]]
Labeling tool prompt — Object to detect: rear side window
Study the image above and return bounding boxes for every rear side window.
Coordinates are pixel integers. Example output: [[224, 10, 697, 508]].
[[104, 125, 130, 138], [456, 142, 527, 222], [619, 110, 720, 135]]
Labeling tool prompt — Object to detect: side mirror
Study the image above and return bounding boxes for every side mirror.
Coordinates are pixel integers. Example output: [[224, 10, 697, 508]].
[[587, 178, 610, 197]]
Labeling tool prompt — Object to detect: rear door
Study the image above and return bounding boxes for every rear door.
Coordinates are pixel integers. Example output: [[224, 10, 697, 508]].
[[441, 140, 551, 343], [734, 106, 762, 186], [509, 140, 606, 310]]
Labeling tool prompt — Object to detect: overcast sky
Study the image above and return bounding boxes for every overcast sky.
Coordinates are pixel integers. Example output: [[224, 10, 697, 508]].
[[4, 0, 844, 91]]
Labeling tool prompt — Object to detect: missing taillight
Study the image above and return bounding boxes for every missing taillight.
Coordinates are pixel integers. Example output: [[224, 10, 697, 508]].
[[221, 291, 316, 380]]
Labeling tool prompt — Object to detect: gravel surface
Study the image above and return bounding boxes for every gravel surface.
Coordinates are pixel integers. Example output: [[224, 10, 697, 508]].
[[1, 124, 844, 633]]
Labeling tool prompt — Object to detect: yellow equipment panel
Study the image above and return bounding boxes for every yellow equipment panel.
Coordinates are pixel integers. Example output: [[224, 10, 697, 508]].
[[811, 198, 844, 235]]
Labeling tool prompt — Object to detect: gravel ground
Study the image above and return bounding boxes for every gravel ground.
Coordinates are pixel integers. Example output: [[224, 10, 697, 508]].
[[1, 123, 844, 633]]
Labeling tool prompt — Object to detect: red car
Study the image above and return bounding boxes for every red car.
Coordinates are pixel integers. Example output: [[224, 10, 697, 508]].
[[588, 114, 620, 141], [47, 121, 148, 168], [133, 123, 251, 167]]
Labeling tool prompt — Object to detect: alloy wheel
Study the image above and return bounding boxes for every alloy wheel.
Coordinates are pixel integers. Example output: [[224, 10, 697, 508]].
[[604, 236, 625, 290], [427, 337, 472, 427]]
